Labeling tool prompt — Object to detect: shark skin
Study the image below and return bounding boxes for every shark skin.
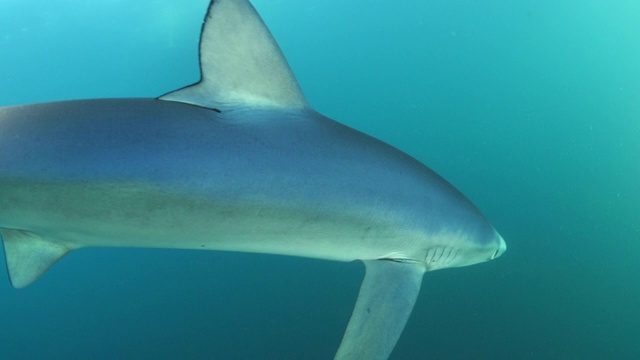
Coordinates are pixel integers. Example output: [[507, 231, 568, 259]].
[[0, 0, 506, 359]]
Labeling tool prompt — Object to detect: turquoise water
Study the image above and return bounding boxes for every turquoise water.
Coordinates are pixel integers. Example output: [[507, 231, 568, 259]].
[[0, 0, 638, 358]]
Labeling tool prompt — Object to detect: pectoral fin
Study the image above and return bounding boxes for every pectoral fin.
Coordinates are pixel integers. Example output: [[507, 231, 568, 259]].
[[1, 229, 71, 288], [335, 260, 425, 360]]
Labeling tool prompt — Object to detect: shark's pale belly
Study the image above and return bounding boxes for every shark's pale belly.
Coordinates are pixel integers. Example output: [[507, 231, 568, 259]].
[[0, 179, 421, 262]]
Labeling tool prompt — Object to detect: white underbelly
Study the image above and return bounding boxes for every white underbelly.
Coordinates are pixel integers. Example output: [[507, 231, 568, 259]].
[[0, 181, 421, 262]]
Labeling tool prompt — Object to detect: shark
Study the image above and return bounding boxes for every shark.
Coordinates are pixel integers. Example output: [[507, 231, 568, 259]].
[[0, 0, 506, 359]]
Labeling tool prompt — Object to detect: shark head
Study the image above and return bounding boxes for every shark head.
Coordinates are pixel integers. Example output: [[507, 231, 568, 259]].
[[418, 185, 507, 271], [420, 228, 506, 271], [365, 158, 507, 272]]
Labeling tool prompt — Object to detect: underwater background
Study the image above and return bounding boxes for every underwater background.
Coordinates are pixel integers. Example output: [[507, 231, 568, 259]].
[[0, 0, 638, 359]]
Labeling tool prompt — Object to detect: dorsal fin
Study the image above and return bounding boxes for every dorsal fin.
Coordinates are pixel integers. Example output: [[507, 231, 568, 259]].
[[160, 0, 308, 110]]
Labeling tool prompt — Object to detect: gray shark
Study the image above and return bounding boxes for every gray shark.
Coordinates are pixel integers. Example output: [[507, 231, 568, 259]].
[[0, 0, 506, 358]]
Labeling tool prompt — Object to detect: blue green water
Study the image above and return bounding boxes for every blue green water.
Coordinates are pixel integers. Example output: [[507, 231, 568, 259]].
[[0, 0, 638, 358]]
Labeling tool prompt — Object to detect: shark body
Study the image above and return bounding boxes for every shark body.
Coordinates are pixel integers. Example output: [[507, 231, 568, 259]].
[[0, 1, 506, 359]]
